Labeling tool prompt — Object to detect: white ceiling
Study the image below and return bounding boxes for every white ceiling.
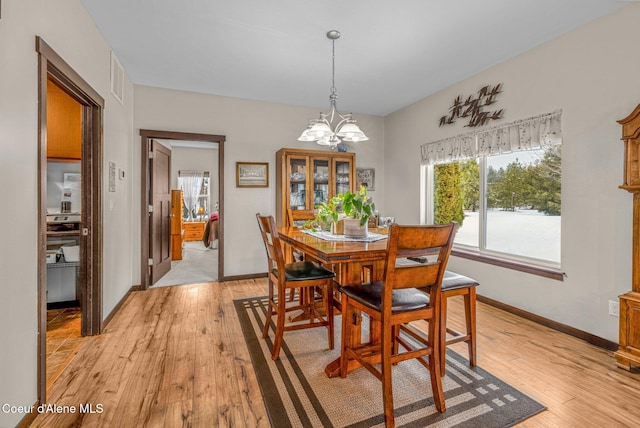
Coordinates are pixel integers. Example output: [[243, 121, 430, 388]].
[[81, 0, 631, 116]]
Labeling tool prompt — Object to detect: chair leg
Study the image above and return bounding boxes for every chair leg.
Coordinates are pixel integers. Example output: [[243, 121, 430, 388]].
[[305, 287, 315, 325], [326, 281, 334, 350], [439, 293, 448, 377], [262, 278, 274, 339], [381, 320, 395, 428], [391, 325, 400, 365], [286, 246, 296, 302], [430, 344, 446, 413], [340, 296, 352, 378], [429, 306, 446, 413], [466, 287, 477, 367], [271, 285, 287, 360]]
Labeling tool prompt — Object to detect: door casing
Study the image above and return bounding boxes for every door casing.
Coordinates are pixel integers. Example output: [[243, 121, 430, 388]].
[[36, 36, 104, 402], [139, 130, 226, 288]]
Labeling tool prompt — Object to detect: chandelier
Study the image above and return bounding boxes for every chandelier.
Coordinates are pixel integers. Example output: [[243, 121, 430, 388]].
[[298, 30, 368, 148]]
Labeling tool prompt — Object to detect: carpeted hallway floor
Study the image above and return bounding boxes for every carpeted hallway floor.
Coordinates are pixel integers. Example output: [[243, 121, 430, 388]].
[[152, 241, 218, 287]]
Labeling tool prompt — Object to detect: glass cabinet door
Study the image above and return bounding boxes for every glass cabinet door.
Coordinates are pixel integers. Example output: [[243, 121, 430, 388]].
[[287, 156, 308, 210], [312, 158, 329, 208], [333, 158, 353, 196]]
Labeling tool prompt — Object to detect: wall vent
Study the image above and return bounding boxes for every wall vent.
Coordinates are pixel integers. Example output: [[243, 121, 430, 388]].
[[110, 51, 124, 104]]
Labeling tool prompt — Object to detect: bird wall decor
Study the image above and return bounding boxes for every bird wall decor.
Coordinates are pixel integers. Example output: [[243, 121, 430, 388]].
[[439, 83, 504, 127]]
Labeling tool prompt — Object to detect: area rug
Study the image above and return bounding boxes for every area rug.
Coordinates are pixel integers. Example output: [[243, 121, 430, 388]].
[[234, 296, 546, 428]]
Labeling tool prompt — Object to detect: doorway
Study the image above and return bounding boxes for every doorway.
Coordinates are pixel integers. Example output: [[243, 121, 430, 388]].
[[36, 37, 104, 403], [153, 141, 220, 287], [44, 76, 84, 391], [140, 130, 226, 288]]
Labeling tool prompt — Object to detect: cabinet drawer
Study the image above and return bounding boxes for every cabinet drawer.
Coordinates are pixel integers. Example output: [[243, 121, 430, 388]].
[[184, 231, 202, 241], [183, 222, 205, 241], [184, 222, 205, 232]]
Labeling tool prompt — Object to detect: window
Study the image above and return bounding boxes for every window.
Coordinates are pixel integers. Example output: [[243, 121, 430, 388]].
[[178, 171, 211, 221], [421, 111, 562, 267]]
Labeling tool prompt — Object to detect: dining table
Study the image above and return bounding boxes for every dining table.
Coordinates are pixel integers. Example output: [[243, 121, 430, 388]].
[[277, 226, 389, 377]]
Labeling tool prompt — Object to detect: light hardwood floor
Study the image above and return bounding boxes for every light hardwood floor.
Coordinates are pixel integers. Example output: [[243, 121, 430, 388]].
[[46, 306, 83, 392], [32, 279, 640, 427]]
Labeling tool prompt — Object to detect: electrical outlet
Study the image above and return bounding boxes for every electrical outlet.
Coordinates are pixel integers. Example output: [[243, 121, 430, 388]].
[[609, 300, 620, 317]]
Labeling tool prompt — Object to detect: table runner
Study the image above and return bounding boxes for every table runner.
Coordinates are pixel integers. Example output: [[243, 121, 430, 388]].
[[301, 229, 387, 242]]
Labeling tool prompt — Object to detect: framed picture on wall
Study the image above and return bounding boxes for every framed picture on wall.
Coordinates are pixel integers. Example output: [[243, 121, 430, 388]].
[[356, 167, 375, 191], [236, 162, 269, 188]]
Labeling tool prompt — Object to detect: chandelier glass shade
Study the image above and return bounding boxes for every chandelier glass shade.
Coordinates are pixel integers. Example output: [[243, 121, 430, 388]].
[[298, 30, 368, 148]]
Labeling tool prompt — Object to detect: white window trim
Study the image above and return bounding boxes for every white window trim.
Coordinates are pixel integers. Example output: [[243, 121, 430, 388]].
[[421, 155, 561, 270]]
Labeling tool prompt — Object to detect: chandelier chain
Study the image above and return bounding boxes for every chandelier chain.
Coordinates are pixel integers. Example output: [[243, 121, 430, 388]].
[[331, 38, 336, 95]]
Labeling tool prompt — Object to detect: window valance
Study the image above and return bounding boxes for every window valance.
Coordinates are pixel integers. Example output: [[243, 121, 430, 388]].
[[421, 110, 562, 165]]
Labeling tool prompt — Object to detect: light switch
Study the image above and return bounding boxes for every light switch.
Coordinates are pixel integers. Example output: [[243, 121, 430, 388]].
[[109, 200, 114, 211]]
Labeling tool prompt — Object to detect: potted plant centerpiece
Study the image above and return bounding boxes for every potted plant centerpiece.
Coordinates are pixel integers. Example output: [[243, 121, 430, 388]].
[[340, 186, 375, 238], [306, 186, 375, 238]]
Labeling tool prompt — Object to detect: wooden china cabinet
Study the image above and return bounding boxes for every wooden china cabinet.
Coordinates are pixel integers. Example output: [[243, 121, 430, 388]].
[[615, 104, 640, 371], [275, 148, 356, 227]]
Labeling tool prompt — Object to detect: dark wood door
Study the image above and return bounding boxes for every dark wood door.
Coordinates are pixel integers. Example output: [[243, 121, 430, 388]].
[[150, 140, 172, 284]]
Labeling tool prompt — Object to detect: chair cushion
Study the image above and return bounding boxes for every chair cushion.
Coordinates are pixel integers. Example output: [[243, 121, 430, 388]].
[[274, 261, 335, 281], [441, 271, 479, 291], [406, 258, 479, 292], [340, 281, 430, 313]]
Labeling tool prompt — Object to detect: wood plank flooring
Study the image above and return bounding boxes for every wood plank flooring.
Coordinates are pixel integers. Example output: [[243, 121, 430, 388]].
[[46, 306, 83, 392], [32, 279, 640, 427]]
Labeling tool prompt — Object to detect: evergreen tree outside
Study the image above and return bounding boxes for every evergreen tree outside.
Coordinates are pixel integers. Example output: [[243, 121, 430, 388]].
[[486, 165, 500, 209], [481, 146, 561, 215], [528, 145, 561, 215], [434, 163, 465, 225], [460, 159, 479, 211], [490, 159, 525, 211]]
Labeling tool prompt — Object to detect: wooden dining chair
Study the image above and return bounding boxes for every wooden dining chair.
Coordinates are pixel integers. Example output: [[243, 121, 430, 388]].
[[339, 222, 456, 428], [256, 213, 335, 360], [286, 208, 317, 228], [285, 208, 317, 265], [285, 208, 319, 302]]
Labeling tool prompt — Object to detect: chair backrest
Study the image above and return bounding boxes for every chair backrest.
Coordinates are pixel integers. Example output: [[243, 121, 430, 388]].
[[383, 223, 457, 297], [256, 213, 286, 275], [287, 208, 316, 227]]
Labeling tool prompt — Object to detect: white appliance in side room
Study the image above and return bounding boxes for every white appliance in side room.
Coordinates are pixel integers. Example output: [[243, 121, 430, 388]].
[[46, 212, 80, 304]]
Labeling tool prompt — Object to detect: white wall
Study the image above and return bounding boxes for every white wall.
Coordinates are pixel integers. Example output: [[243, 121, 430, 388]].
[[133, 86, 385, 277], [46, 161, 82, 211], [384, 3, 640, 342], [0, 1, 134, 425]]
